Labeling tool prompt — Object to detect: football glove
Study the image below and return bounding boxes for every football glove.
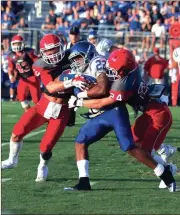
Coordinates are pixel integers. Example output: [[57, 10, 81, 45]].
[[68, 96, 83, 109]]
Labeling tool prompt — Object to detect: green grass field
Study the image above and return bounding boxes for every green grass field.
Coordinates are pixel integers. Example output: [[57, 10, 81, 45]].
[[1, 101, 180, 215]]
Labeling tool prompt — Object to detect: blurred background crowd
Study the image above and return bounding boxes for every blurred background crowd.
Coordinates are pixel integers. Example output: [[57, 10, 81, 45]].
[[1, 0, 180, 105]]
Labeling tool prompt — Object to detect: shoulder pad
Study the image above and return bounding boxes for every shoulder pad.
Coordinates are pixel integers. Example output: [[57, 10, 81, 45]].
[[33, 58, 52, 70]]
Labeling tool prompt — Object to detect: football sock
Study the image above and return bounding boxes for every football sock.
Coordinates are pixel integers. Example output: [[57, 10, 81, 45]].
[[77, 159, 89, 178], [9, 139, 23, 164], [39, 154, 49, 167], [154, 163, 165, 177]]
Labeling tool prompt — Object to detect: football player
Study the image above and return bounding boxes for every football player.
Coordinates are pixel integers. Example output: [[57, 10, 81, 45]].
[[2, 34, 87, 182], [7, 35, 41, 111], [68, 48, 176, 192]]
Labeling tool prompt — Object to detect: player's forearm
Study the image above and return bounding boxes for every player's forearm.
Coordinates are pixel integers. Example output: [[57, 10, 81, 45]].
[[46, 81, 66, 93], [87, 85, 108, 98], [83, 97, 114, 109]]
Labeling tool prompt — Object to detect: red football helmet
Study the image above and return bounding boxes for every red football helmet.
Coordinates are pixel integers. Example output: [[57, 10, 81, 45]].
[[106, 48, 137, 80], [11, 35, 24, 52], [40, 34, 64, 64]]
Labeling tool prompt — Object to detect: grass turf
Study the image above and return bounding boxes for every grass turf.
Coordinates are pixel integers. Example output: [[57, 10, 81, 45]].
[[1, 101, 180, 214]]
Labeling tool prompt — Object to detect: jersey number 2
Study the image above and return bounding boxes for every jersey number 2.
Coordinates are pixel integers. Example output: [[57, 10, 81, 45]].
[[95, 60, 106, 71]]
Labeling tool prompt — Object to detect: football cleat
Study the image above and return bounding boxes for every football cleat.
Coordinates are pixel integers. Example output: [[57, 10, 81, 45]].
[[1, 159, 17, 169], [159, 164, 177, 189], [160, 145, 177, 163], [64, 177, 91, 191], [35, 165, 48, 182], [167, 182, 176, 192]]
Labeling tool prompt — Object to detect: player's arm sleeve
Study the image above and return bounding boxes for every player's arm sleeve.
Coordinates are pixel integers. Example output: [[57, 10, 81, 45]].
[[109, 80, 133, 102], [87, 72, 109, 98], [83, 96, 115, 109]]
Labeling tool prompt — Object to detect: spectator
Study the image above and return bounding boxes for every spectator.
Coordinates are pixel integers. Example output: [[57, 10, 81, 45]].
[[114, 11, 125, 25], [41, 16, 56, 31], [141, 14, 152, 50], [48, 9, 57, 25], [52, 1, 65, 16], [151, 19, 166, 49], [164, 18, 171, 32], [128, 9, 141, 33], [2, 6, 16, 23], [1, 13, 12, 52], [13, 17, 28, 29], [151, 6, 163, 24], [144, 47, 169, 85], [56, 16, 64, 30]]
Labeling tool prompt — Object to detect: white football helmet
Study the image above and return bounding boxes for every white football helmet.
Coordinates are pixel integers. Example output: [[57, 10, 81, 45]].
[[96, 39, 113, 58], [173, 47, 180, 63]]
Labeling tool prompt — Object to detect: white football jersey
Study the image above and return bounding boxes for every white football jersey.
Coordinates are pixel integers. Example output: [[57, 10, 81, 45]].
[[83, 55, 107, 79]]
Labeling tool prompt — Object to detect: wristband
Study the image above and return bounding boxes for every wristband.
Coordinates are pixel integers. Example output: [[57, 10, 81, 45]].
[[63, 79, 73, 89], [77, 91, 88, 99]]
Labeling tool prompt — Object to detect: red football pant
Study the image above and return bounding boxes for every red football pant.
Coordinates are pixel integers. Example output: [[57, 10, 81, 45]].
[[131, 101, 172, 153], [13, 96, 70, 153], [17, 76, 41, 104], [171, 73, 179, 106]]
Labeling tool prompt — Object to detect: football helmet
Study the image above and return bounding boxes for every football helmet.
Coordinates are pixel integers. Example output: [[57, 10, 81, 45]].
[[96, 38, 113, 58], [40, 33, 64, 64], [11, 35, 24, 52], [173, 47, 180, 63], [106, 48, 137, 80], [69, 41, 97, 75]]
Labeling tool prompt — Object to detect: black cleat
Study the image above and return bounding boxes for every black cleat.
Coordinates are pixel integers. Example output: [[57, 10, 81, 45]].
[[64, 177, 91, 191], [159, 165, 176, 192]]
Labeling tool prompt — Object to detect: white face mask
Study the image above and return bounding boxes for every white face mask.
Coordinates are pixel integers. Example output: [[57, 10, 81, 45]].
[[40, 43, 64, 65], [11, 42, 24, 52]]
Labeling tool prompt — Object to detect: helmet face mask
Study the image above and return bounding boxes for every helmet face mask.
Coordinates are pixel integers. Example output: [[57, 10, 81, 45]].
[[40, 34, 64, 65], [69, 54, 87, 75], [11, 35, 24, 52], [106, 61, 120, 81], [69, 41, 97, 75]]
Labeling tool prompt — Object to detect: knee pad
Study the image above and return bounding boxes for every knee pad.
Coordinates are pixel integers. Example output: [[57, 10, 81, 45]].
[[41, 151, 52, 161]]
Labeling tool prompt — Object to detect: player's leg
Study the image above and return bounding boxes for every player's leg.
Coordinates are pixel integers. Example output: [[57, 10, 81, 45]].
[[35, 105, 70, 182], [9, 82, 16, 101], [2, 107, 47, 169], [65, 110, 113, 190], [28, 76, 41, 104], [113, 105, 176, 192], [17, 79, 30, 111], [131, 113, 150, 147]]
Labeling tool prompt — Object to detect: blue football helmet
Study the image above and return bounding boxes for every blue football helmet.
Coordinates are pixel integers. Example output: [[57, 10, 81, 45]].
[[69, 41, 97, 75]]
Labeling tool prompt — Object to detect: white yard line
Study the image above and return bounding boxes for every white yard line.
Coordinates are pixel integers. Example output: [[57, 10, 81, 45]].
[[2, 129, 46, 147], [3, 115, 18, 118], [2, 178, 12, 183]]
